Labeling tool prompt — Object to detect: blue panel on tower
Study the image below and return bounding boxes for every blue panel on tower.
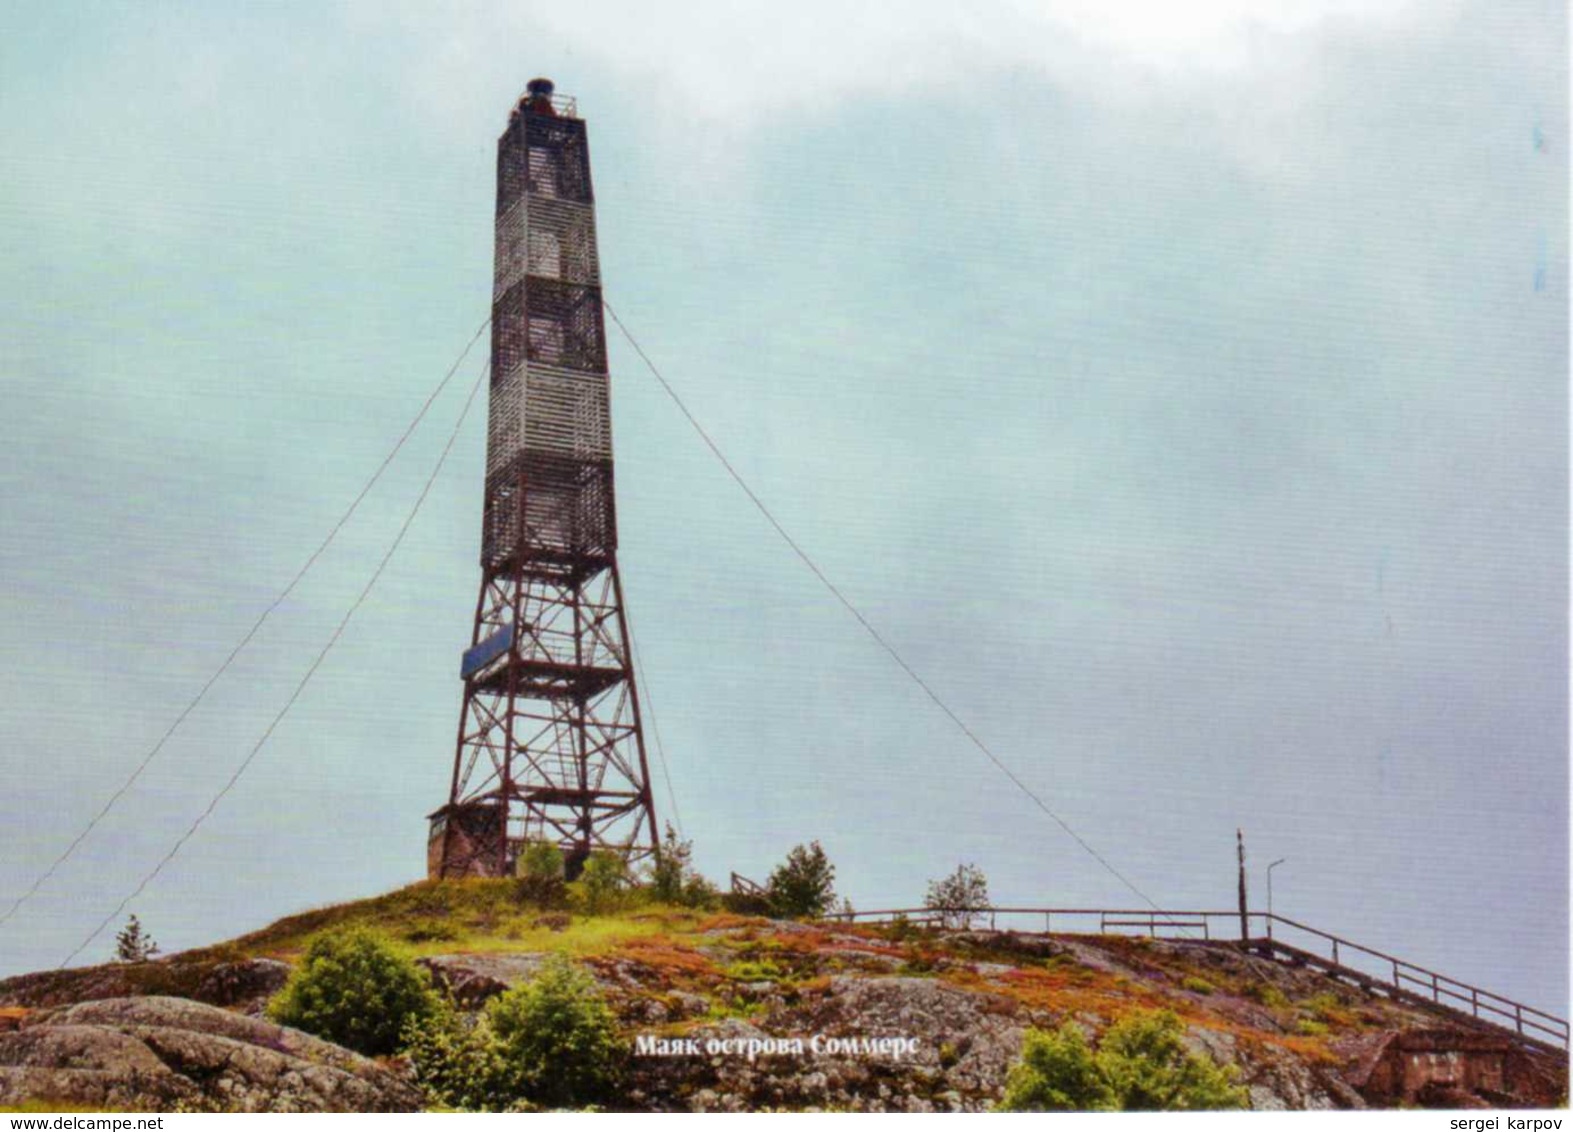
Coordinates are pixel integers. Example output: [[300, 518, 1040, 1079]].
[[461, 624, 514, 679]]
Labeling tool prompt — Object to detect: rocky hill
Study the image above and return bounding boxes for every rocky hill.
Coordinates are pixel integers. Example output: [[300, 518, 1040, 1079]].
[[0, 881, 1564, 1112]]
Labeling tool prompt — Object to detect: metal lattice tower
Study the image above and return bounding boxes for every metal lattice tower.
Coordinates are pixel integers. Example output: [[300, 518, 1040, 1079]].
[[429, 79, 659, 880]]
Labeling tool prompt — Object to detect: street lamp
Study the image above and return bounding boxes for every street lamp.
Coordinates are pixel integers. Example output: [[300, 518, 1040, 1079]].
[[1266, 858, 1287, 938]]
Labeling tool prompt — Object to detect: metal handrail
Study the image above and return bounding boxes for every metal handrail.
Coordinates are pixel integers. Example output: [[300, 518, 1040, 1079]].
[[1258, 913, 1568, 1046], [823, 905, 1567, 1048]]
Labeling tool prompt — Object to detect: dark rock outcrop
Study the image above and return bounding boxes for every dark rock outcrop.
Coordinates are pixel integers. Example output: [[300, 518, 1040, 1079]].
[[0, 997, 420, 1112], [0, 958, 288, 1016], [416, 953, 544, 1009]]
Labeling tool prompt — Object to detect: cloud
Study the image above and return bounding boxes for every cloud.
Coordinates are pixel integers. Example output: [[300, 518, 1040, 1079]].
[[368, 0, 1457, 139]]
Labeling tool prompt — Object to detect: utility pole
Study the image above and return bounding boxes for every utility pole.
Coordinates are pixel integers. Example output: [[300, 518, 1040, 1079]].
[[1236, 828, 1249, 941]]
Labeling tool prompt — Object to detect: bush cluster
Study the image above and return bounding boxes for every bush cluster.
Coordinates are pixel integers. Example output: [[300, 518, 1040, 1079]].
[[267, 929, 623, 1111], [406, 954, 623, 1110], [997, 1010, 1249, 1112]]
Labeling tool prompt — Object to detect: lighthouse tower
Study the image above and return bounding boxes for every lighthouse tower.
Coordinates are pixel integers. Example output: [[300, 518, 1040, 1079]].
[[429, 80, 659, 880]]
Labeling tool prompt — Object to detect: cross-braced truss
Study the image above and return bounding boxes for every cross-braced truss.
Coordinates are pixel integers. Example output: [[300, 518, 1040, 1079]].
[[437, 560, 657, 877]]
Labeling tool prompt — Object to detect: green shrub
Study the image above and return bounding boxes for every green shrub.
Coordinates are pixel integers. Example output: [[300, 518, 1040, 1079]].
[[267, 927, 438, 1056], [1098, 1010, 1248, 1110], [487, 954, 623, 1108], [570, 850, 630, 915], [1180, 976, 1215, 996], [720, 890, 772, 916], [405, 954, 622, 1111], [999, 1021, 1112, 1110], [514, 875, 569, 909], [766, 841, 836, 918], [518, 840, 564, 879], [647, 825, 720, 910], [513, 841, 568, 909], [924, 863, 992, 930], [898, 946, 941, 976], [402, 919, 460, 944], [403, 1001, 508, 1111], [997, 1010, 1248, 1112]]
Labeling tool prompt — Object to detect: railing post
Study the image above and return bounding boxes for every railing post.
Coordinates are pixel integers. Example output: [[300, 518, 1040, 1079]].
[[1392, 959, 1400, 988], [1431, 973, 1439, 1002], [1332, 939, 1339, 966], [1472, 988, 1479, 1017], [1516, 1004, 1524, 1035]]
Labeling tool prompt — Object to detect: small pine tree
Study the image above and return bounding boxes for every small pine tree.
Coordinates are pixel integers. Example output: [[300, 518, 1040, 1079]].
[[517, 840, 564, 880], [576, 849, 628, 915], [649, 825, 689, 905], [923, 863, 992, 930], [766, 841, 836, 918], [403, 1000, 508, 1111], [999, 1020, 1112, 1111], [266, 927, 439, 1056], [514, 840, 568, 908], [487, 953, 623, 1108], [1096, 1010, 1248, 1110], [114, 914, 159, 963], [648, 824, 719, 910]]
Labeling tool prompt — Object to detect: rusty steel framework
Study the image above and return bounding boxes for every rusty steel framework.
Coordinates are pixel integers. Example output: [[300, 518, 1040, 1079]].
[[429, 80, 658, 880]]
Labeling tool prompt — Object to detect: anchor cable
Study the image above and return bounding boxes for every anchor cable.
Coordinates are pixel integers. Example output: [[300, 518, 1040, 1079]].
[[604, 298, 1165, 914], [1, 317, 489, 932], [59, 356, 489, 967]]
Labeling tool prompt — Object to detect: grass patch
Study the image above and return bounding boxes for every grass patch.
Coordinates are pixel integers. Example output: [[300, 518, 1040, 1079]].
[[724, 958, 786, 983], [1300, 991, 1357, 1029], [0, 1101, 126, 1114], [191, 881, 716, 965], [703, 994, 765, 1022], [1246, 983, 1291, 1009]]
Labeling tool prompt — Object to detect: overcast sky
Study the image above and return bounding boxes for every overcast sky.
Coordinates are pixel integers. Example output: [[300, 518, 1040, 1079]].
[[1, 2, 1566, 1014]]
